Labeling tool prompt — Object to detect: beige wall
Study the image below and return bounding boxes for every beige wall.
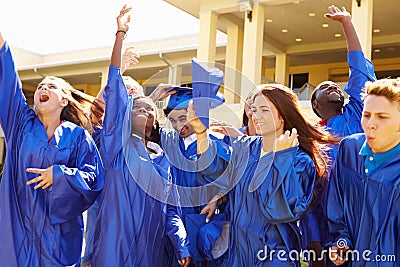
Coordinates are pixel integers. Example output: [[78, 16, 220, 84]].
[[265, 56, 400, 86]]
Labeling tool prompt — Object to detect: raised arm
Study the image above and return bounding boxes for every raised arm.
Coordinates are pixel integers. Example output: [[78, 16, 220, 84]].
[[111, 5, 131, 68], [100, 5, 132, 167], [187, 101, 209, 154], [0, 32, 32, 141], [95, 46, 140, 110], [326, 5, 376, 122], [325, 5, 362, 52]]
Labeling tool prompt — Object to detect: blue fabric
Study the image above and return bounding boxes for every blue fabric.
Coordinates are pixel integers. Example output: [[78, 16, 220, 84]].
[[326, 133, 400, 266], [359, 141, 400, 176], [91, 65, 191, 267], [160, 130, 231, 267], [300, 51, 377, 266], [0, 42, 104, 266], [81, 200, 100, 266], [185, 213, 227, 261], [198, 136, 316, 266], [166, 86, 193, 110], [192, 59, 224, 128], [325, 50, 376, 140]]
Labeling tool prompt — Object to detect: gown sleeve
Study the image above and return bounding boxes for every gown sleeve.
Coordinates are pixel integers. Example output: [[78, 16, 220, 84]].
[[100, 65, 129, 168], [165, 183, 192, 260], [49, 129, 104, 224], [343, 50, 376, 123], [0, 42, 32, 141], [257, 147, 316, 224], [326, 142, 353, 248], [160, 129, 231, 182], [196, 139, 231, 179]]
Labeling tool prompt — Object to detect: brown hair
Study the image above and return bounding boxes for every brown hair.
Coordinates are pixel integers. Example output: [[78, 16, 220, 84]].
[[363, 78, 400, 108], [254, 84, 341, 181], [42, 76, 104, 134]]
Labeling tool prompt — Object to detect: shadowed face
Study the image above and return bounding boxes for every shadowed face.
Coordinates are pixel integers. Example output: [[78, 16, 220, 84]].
[[312, 81, 345, 118]]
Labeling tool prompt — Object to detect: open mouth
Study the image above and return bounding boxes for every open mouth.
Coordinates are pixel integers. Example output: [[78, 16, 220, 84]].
[[328, 90, 340, 96], [39, 94, 50, 103], [179, 126, 188, 135], [134, 111, 149, 119]]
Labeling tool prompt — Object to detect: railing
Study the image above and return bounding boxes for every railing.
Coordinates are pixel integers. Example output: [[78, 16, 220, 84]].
[[294, 83, 315, 101], [155, 99, 167, 124]]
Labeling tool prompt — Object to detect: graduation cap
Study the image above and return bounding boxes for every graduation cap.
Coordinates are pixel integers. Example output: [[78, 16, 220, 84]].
[[185, 213, 229, 261], [165, 86, 193, 110], [192, 59, 225, 128]]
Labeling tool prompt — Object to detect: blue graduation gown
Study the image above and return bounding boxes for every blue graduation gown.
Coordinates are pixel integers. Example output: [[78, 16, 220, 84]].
[[91, 65, 190, 267], [0, 42, 104, 266], [325, 50, 376, 138], [160, 132, 231, 267], [202, 136, 316, 266], [300, 50, 377, 262], [326, 134, 400, 267]]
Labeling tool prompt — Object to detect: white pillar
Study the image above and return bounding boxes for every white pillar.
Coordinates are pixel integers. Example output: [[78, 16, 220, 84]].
[[275, 54, 290, 86], [197, 10, 218, 63], [100, 68, 109, 90], [171, 65, 182, 86], [225, 25, 244, 103], [241, 4, 264, 100], [351, 0, 373, 60]]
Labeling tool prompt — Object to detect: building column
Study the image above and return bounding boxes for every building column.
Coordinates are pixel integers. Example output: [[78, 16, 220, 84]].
[[169, 65, 182, 86], [351, 0, 373, 60], [197, 10, 218, 63], [225, 24, 244, 103], [241, 4, 264, 100], [275, 53, 290, 86], [100, 68, 109, 90]]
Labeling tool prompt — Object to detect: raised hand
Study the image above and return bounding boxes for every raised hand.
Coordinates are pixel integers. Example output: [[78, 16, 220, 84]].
[[187, 101, 209, 154], [121, 47, 140, 74], [325, 5, 351, 23], [149, 83, 175, 102], [210, 121, 243, 138], [117, 4, 132, 33], [274, 128, 298, 152], [26, 166, 54, 189], [187, 101, 207, 133]]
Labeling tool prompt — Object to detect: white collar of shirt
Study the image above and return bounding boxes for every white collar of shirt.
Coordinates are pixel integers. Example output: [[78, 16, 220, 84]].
[[147, 141, 163, 159], [183, 133, 197, 150]]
